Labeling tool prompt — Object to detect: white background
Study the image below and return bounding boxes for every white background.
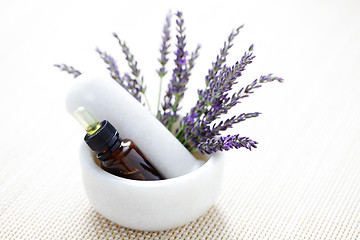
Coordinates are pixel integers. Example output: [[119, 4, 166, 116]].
[[1, 0, 359, 169]]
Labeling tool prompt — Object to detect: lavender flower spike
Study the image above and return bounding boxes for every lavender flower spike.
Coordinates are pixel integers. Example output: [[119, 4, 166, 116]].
[[96, 48, 143, 102], [54, 64, 81, 78], [113, 33, 144, 85], [157, 12, 172, 79], [180, 47, 255, 149], [188, 44, 201, 73], [160, 11, 190, 128], [197, 134, 258, 154], [113, 33, 150, 108], [156, 12, 172, 117], [205, 25, 243, 87], [96, 48, 122, 84], [211, 112, 261, 136], [233, 73, 284, 103], [202, 47, 255, 124]]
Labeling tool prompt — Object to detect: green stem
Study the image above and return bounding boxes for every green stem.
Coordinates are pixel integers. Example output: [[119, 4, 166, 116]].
[[190, 148, 198, 153], [168, 94, 185, 131], [175, 124, 185, 138], [168, 120, 174, 132], [143, 92, 152, 112], [156, 76, 163, 118]]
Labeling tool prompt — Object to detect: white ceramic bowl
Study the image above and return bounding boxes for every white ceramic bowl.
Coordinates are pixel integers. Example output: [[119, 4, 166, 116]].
[[79, 142, 225, 231]]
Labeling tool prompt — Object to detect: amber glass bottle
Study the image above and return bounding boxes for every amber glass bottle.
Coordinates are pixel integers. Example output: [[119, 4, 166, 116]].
[[74, 107, 164, 181]]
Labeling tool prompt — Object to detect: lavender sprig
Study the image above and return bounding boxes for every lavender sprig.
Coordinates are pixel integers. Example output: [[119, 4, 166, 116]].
[[113, 33, 150, 108], [122, 73, 143, 102], [54, 64, 81, 78], [200, 47, 255, 124], [156, 12, 172, 117], [180, 46, 255, 150], [113, 33, 142, 79], [96, 48, 121, 84], [205, 25, 243, 87], [96, 48, 143, 102], [188, 45, 201, 73], [160, 11, 190, 129], [197, 135, 258, 154], [211, 112, 261, 136], [157, 12, 172, 79], [231, 73, 284, 103], [182, 73, 283, 153]]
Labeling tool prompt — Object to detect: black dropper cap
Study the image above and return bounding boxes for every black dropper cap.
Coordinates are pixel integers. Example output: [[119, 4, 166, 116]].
[[74, 107, 121, 160], [84, 120, 120, 156]]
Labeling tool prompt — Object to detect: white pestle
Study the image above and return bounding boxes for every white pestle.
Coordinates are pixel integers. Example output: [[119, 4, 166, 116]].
[[65, 74, 204, 178]]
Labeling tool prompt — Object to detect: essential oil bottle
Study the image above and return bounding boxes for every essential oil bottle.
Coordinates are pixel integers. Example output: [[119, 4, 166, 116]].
[[74, 107, 164, 181]]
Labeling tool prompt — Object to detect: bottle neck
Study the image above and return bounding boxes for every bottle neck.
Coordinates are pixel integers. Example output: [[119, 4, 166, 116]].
[[97, 138, 121, 161]]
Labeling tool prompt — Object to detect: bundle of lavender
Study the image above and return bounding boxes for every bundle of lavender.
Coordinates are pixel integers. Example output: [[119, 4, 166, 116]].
[[56, 11, 283, 156]]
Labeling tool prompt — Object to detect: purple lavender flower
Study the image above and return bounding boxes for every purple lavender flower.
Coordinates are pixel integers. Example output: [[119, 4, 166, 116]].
[[176, 33, 283, 154], [113, 33, 143, 82], [54, 64, 81, 78], [180, 47, 255, 149], [180, 72, 283, 153], [205, 25, 243, 87], [157, 12, 171, 78], [201, 48, 255, 124], [159, 11, 192, 128], [96, 48, 121, 83], [113, 33, 149, 108], [197, 135, 258, 154], [188, 45, 201, 73], [121, 73, 143, 102], [96, 48, 143, 102], [232, 74, 284, 103], [210, 112, 261, 136], [156, 12, 172, 117]]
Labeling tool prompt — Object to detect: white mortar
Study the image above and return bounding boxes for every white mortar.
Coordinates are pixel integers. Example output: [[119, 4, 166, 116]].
[[79, 142, 225, 231]]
